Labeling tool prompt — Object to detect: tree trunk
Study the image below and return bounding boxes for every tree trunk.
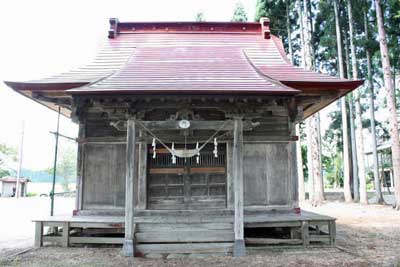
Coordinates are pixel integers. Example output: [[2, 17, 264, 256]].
[[286, 0, 294, 63], [375, 0, 400, 208], [297, 0, 306, 67], [296, 124, 306, 202], [306, 119, 315, 201], [303, 0, 323, 205], [334, 0, 352, 202], [303, 0, 314, 70], [348, 0, 368, 203], [364, 10, 384, 203], [344, 29, 359, 201], [312, 114, 324, 206]]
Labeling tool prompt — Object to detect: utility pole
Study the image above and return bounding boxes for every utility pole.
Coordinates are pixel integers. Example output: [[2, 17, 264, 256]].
[[15, 121, 25, 198]]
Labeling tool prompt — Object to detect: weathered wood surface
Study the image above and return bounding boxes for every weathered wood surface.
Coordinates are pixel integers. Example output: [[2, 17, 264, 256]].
[[136, 243, 233, 254], [34, 221, 43, 247], [124, 119, 136, 256], [83, 143, 126, 209], [233, 117, 245, 257], [70, 237, 124, 244], [136, 230, 234, 243], [301, 221, 310, 246], [137, 223, 232, 232], [137, 133, 147, 210], [243, 143, 290, 207], [32, 211, 335, 224], [245, 238, 303, 245], [33, 211, 335, 250], [62, 222, 70, 247], [76, 123, 85, 210]]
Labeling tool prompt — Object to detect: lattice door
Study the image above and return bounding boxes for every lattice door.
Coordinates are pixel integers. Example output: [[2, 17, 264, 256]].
[[147, 143, 227, 210]]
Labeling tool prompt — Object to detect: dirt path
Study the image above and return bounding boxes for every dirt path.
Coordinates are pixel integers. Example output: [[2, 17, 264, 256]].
[[1, 200, 400, 267]]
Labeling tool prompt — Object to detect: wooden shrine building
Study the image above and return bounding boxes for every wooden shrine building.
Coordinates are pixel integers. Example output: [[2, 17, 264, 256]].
[[5, 18, 362, 257]]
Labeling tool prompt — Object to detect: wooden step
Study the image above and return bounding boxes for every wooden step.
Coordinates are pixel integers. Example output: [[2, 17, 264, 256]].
[[136, 242, 233, 255], [136, 230, 234, 243], [137, 222, 233, 232]]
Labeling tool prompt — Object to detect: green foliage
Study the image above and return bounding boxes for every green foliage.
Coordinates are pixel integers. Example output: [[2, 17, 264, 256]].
[[57, 145, 77, 192], [26, 192, 37, 197], [195, 12, 205, 22], [0, 143, 17, 178], [232, 1, 248, 22], [45, 144, 77, 192], [255, 0, 286, 36]]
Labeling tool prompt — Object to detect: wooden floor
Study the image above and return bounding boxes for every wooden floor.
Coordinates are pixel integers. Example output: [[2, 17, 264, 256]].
[[33, 210, 336, 256]]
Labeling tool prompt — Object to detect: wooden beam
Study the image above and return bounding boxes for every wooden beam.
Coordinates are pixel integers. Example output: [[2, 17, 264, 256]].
[[123, 119, 136, 257], [111, 120, 259, 132], [233, 117, 245, 257]]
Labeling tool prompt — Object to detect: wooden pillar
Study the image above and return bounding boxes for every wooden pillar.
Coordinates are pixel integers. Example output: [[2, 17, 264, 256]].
[[123, 119, 136, 257], [301, 221, 310, 246], [233, 117, 245, 257], [76, 122, 85, 212], [226, 141, 234, 209], [62, 222, 70, 247], [328, 220, 336, 246], [137, 131, 147, 210], [34, 221, 43, 247]]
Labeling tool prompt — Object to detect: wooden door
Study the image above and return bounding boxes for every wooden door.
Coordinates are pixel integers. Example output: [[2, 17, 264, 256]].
[[147, 144, 227, 210]]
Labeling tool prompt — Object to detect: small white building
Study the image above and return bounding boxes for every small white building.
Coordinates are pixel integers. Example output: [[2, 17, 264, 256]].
[[0, 176, 30, 197]]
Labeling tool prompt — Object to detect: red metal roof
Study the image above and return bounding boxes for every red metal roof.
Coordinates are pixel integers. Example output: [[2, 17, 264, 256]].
[[4, 19, 363, 98]]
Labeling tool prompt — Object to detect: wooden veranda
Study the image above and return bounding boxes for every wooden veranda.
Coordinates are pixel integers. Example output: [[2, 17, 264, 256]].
[[34, 210, 335, 257]]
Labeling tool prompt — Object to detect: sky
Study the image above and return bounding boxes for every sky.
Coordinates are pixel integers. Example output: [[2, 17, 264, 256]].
[[0, 0, 257, 170]]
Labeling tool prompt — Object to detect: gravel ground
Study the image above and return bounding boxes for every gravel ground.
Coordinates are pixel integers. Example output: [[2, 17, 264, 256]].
[[0, 198, 400, 267]]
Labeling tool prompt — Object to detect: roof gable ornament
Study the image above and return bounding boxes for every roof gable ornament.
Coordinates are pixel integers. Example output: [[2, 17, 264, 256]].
[[259, 17, 271, 39], [108, 18, 119, 39]]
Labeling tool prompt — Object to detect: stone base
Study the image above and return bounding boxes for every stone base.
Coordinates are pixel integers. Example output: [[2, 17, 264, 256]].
[[123, 239, 134, 257], [233, 239, 246, 257]]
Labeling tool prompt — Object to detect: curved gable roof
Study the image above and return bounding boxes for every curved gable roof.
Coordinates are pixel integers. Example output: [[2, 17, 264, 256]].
[[4, 19, 363, 118]]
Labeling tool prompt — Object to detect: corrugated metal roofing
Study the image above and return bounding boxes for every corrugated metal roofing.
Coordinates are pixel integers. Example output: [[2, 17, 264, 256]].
[[69, 34, 298, 95], [4, 20, 363, 96]]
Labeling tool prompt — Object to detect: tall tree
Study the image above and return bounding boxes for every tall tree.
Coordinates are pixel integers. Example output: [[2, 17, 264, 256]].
[[195, 12, 205, 22], [347, 0, 368, 204], [374, 0, 400, 209], [286, 0, 294, 62], [232, 1, 248, 22], [333, 0, 352, 202], [303, 0, 324, 205], [344, 27, 360, 201], [296, 0, 306, 67], [364, 9, 384, 203], [296, 124, 306, 201]]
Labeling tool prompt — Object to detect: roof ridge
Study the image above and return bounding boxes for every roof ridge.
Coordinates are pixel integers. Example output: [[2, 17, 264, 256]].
[[108, 19, 270, 38]]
